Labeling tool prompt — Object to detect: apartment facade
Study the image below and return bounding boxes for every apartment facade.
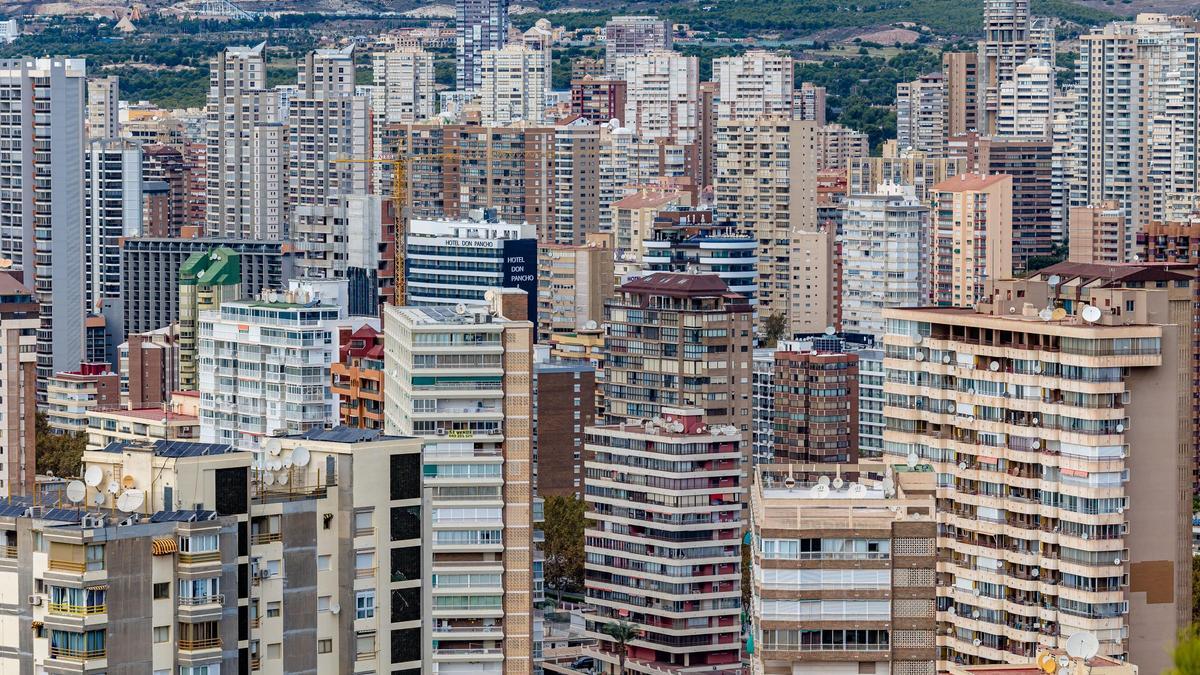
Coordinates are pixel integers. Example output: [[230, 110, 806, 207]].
[[930, 173, 1014, 308], [714, 50, 794, 121], [85, 138, 143, 312], [480, 44, 548, 126], [178, 247, 242, 391], [371, 47, 435, 124], [897, 73, 946, 156], [621, 50, 700, 145], [603, 16, 671, 75], [772, 341, 860, 463], [1068, 203, 1126, 264], [331, 324, 385, 430], [882, 279, 1191, 673], [0, 275, 38, 495], [456, 0, 509, 90], [382, 299, 535, 675], [536, 241, 614, 342], [583, 409, 743, 675]]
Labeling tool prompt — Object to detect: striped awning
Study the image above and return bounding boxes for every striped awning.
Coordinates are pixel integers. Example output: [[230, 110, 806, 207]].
[[31, 621, 42, 630], [85, 584, 108, 592], [151, 537, 178, 556]]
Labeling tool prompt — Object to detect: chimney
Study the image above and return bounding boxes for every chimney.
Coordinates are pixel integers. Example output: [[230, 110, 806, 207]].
[[498, 288, 529, 322]]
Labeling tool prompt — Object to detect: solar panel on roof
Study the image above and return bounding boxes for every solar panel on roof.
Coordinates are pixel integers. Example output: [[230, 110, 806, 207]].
[[41, 509, 85, 523], [0, 504, 27, 518]]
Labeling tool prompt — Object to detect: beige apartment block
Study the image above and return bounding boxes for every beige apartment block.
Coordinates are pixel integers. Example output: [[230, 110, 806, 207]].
[[930, 173, 1014, 308]]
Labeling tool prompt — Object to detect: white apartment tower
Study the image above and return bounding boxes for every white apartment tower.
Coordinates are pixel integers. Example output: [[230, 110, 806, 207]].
[[206, 43, 282, 239], [897, 72, 946, 155], [603, 16, 671, 76], [714, 50, 795, 120], [382, 299, 536, 674], [85, 138, 143, 311], [995, 57, 1054, 139], [480, 44, 548, 126], [977, 0, 1054, 134], [841, 184, 930, 336], [1071, 14, 1200, 230], [0, 58, 88, 396], [86, 75, 119, 139], [621, 50, 700, 145], [371, 47, 436, 124], [290, 47, 370, 280], [456, 0, 510, 90]]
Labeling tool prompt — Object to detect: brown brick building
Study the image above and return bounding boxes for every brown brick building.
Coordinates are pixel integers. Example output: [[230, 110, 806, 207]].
[[570, 76, 627, 123], [772, 341, 859, 463], [332, 325, 384, 429], [534, 360, 595, 497]]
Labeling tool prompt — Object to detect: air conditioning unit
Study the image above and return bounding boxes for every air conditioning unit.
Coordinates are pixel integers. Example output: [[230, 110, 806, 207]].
[[435, 427, 447, 436], [258, 569, 272, 580], [27, 594, 41, 606]]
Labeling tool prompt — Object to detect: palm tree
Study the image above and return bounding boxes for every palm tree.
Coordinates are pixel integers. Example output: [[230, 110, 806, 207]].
[[603, 620, 641, 675]]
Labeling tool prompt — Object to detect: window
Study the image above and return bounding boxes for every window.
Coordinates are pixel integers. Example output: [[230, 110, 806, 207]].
[[153, 626, 170, 643], [355, 550, 374, 572], [267, 642, 281, 659], [266, 601, 281, 618], [356, 590, 376, 619], [180, 665, 220, 675], [318, 639, 332, 654], [179, 534, 218, 553], [318, 595, 331, 612], [356, 633, 375, 658], [85, 544, 104, 571], [153, 582, 170, 599], [317, 555, 332, 571], [354, 509, 373, 533]]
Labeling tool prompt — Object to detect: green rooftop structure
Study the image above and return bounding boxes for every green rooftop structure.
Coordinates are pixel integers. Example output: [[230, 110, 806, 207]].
[[179, 247, 242, 390]]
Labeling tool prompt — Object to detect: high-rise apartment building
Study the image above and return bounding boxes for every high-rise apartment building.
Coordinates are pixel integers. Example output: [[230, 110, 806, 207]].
[[141, 144, 190, 238], [977, 0, 1053, 134], [772, 340, 860, 463], [817, 123, 870, 171], [0, 275, 38, 495], [290, 47, 370, 280], [206, 44, 281, 239], [456, 0, 509, 90], [371, 47, 435, 124], [943, 51, 979, 137], [897, 72, 946, 156], [385, 123, 556, 241], [85, 138, 143, 313], [121, 237, 295, 336], [1071, 14, 1198, 230], [1068, 203, 1126, 264], [570, 77, 627, 123], [382, 297, 535, 674], [640, 216, 759, 303], [533, 358, 595, 497], [794, 81, 827, 124], [751, 463, 938, 675], [714, 119, 829, 334], [553, 116, 603, 244], [995, 57, 1053, 139], [480, 43, 548, 125], [178, 247, 241, 391], [849, 154, 965, 203], [885, 278, 1192, 673], [583, 408, 743, 675], [522, 18, 555, 94], [86, 74, 119, 139], [841, 184, 930, 335], [198, 284, 364, 454], [0, 59, 87, 397], [974, 137, 1056, 270], [713, 50, 794, 120], [46, 363, 120, 434], [601, 272, 753, 430], [930, 173, 1014, 307], [122, 327, 180, 408], [621, 50, 700, 145], [537, 241, 614, 342], [603, 16, 671, 75], [331, 324, 384, 429]]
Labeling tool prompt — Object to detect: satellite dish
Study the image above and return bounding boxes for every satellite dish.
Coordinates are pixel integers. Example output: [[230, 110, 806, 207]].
[[959, 461, 968, 470], [584, 320, 598, 330], [912, 333, 923, 345], [0, 259, 12, 269], [881, 477, 895, 495], [92, 493, 106, 506], [1081, 305, 1102, 323], [272, 461, 283, 472], [1046, 274, 1061, 287], [1051, 307, 1068, 321], [1031, 568, 1040, 577], [106, 480, 121, 494], [1008, 306, 1017, 314], [292, 446, 311, 467], [84, 466, 103, 487], [264, 472, 276, 486], [971, 610, 980, 619], [906, 453, 919, 468], [1038, 308, 1053, 321], [824, 325, 836, 336], [66, 481, 86, 504], [848, 483, 867, 498], [1115, 423, 1124, 433], [330, 602, 341, 615], [124, 489, 144, 513], [989, 361, 1000, 371], [266, 439, 282, 456], [1057, 656, 1071, 669], [1066, 632, 1100, 660], [455, 303, 468, 315], [483, 289, 497, 303], [817, 475, 831, 488], [277, 472, 289, 485], [811, 484, 830, 498], [832, 477, 844, 490], [914, 351, 925, 361], [121, 475, 136, 489], [942, 354, 952, 364], [282, 456, 293, 468]]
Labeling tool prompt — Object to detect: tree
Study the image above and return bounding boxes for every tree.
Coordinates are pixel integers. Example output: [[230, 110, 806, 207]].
[[1171, 624, 1200, 675], [1193, 556, 1200, 624], [763, 313, 788, 347], [603, 620, 641, 675], [35, 412, 86, 478], [542, 494, 587, 601]]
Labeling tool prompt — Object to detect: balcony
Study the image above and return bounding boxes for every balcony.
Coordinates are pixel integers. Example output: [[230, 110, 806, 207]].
[[178, 551, 221, 565], [49, 646, 106, 662], [47, 560, 88, 573], [250, 532, 281, 546], [179, 637, 222, 651], [178, 594, 224, 607], [432, 647, 504, 661], [48, 603, 106, 616]]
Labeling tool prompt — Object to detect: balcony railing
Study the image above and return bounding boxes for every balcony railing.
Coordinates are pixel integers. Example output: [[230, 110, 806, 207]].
[[178, 637, 222, 651], [250, 532, 282, 545], [178, 594, 224, 606], [178, 551, 221, 564], [0, 544, 15, 559], [48, 602, 107, 616], [47, 560, 87, 573], [355, 567, 376, 579], [49, 647, 106, 661]]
